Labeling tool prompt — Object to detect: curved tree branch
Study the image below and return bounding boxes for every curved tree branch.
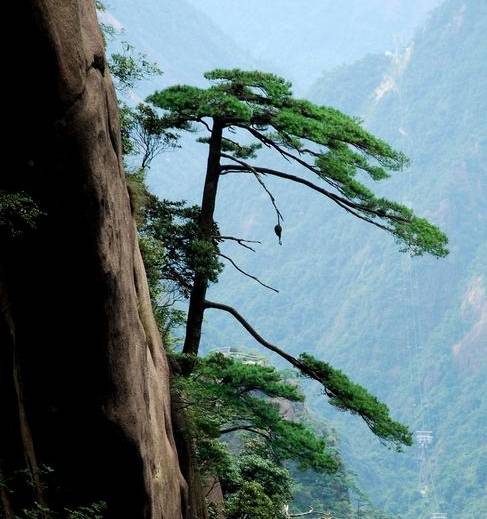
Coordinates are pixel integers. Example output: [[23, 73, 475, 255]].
[[219, 425, 271, 440], [242, 126, 345, 193], [220, 152, 284, 225], [220, 164, 395, 232], [204, 300, 307, 369], [290, 509, 314, 517], [219, 253, 279, 293], [216, 235, 261, 253], [204, 300, 411, 449], [226, 127, 410, 227], [246, 126, 389, 191], [196, 117, 212, 132]]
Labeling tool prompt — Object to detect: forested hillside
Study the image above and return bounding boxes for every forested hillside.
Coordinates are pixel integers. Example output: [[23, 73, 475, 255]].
[[304, 1, 487, 516], [206, 0, 486, 517], [102, 0, 486, 517]]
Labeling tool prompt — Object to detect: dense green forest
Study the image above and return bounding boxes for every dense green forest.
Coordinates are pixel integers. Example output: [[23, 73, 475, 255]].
[[305, 2, 487, 516]]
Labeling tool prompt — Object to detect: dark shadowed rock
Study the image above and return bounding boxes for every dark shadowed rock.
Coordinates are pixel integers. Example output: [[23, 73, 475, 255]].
[[1, 1, 185, 517]]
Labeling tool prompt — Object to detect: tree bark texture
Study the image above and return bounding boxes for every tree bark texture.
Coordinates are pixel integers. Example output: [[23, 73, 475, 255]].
[[183, 122, 223, 358]]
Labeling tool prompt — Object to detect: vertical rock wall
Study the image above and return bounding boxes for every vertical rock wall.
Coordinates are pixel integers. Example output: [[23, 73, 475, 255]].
[[1, 1, 185, 517]]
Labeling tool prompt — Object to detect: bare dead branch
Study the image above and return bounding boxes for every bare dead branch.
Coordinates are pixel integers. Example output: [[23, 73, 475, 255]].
[[219, 253, 279, 293], [216, 235, 262, 252], [220, 152, 284, 225]]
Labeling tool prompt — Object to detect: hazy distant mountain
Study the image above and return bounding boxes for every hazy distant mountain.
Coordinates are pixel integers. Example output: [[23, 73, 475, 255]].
[[106, 0, 486, 516], [103, 0, 258, 202], [187, 0, 442, 91], [104, 0, 254, 88], [303, 1, 487, 516], [204, 1, 487, 517]]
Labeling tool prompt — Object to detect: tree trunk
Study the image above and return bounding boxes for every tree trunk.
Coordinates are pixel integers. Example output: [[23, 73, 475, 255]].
[[182, 121, 223, 358], [1, 1, 186, 517]]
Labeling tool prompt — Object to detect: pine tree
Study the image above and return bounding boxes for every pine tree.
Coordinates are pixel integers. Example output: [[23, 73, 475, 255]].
[[174, 353, 338, 473], [147, 69, 448, 450]]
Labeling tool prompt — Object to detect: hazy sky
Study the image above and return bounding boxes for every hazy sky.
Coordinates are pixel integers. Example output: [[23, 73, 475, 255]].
[[187, 0, 442, 91]]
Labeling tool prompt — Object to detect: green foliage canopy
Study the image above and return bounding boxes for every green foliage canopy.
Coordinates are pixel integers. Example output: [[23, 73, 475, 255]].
[[298, 354, 412, 449], [148, 69, 448, 257], [0, 191, 44, 238], [146, 69, 427, 452], [174, 353, 339, 472]]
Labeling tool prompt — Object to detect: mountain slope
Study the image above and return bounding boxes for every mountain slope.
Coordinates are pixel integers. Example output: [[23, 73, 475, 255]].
[[186, 0, 442, 91], [202, 1, 487, 517], [103, 0, 254, 88], [103, 0, 486, 516]]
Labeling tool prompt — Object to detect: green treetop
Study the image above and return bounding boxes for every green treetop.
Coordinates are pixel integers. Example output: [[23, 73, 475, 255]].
[[148, 69, 447, 256]]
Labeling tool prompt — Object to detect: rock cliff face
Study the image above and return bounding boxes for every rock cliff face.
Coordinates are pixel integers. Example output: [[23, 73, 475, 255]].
[[1, 1, 185, 517]]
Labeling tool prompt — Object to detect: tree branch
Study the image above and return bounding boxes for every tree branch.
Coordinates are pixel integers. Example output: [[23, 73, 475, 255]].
[[249, 126, 375, 199], [289, 508, 314, 517], [203, 300, 410, 449], [133, 124, 173, 170], [216, 235, 261, 253], [219, 253, 279, 293], [196, 117, 212, 132], [204, 300, 305, 369], [219, 425, 271, 440], [227, 127, 409, 227], [245, 127, 332, 182], [246, 126, 390, 190], [220, 152, 284, 226], [241, 125, 292, 163], [220, 164, 393, 233], [205, 479, 218, 498]]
